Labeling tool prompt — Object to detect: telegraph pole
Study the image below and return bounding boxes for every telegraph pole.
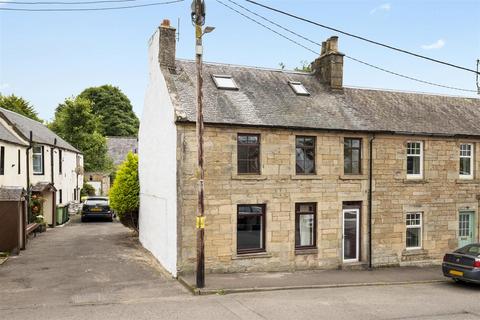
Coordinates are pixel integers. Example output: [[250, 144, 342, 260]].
[[476, 59, 479, 95], [193, 0, 206, 289]]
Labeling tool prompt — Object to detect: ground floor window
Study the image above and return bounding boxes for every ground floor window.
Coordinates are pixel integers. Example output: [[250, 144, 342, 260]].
[[237, 204, 265, 254], [295, 203, 316, 249], [406, 212, 422, 249]]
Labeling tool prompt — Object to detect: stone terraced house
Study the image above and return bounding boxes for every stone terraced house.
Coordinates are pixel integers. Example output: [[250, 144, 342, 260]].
[[139, 20, 480, 277]]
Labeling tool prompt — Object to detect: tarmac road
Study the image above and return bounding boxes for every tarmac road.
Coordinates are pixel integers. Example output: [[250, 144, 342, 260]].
[[1, 215, 479, 320]]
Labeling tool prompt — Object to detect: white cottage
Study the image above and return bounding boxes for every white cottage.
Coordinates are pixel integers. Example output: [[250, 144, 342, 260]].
[[0, 107, 83, 228]]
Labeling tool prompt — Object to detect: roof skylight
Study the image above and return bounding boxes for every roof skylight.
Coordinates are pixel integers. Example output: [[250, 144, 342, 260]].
[[289, 81, 310, 96], [212, 75, 238, 90]]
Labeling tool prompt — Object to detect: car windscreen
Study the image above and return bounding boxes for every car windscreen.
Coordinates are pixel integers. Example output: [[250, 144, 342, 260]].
[[85, 199, 109, 206], [455, 245, 480, 256]]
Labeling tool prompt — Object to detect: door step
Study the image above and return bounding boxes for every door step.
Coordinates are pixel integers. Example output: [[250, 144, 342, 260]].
[[341, 262, 368, 271]]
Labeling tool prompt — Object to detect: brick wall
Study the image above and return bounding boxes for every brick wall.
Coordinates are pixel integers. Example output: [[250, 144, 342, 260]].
[[176, 123, 480, 274]]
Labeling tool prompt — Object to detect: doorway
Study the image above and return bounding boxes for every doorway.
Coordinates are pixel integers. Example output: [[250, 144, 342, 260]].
[[343, 208, 360, 262], [458, 211, 475, 248]]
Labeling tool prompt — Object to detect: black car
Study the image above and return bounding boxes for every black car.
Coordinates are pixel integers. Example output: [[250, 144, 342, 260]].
[[442, 243, 480, 284], [81, 197, 114, 222]]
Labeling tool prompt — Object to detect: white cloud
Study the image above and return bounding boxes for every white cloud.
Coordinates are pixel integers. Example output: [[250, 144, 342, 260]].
[[421, 39, 446, 50], [370, 3, 391, 15], [0, 83, 10, 91]]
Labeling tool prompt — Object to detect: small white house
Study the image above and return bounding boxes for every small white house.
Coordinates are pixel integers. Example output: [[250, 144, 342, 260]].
[[0, 107, 83, 227]]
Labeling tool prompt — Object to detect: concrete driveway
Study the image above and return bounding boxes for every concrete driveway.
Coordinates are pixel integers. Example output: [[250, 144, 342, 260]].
[[2, 215, 480, 320]]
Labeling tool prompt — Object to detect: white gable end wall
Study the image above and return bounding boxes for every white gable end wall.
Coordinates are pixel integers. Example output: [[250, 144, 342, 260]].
[[138, 29, 178, 277]]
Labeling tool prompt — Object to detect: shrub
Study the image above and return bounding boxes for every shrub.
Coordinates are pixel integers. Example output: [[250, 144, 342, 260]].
[[81, 183, 96, 197], [109, 152, 139, 230]]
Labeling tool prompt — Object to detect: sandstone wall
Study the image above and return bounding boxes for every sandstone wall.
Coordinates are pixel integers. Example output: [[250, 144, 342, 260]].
[[176, 124, 480, 274]]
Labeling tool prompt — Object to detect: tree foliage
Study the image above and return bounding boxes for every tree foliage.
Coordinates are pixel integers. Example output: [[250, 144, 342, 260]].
[[0, 94, 43, 122], [109, 152, 139, 229], [79, 85, 139, 137], [49, 97, 112, 172], [80, 183, 96, 197], [294, 60, 312, 72]]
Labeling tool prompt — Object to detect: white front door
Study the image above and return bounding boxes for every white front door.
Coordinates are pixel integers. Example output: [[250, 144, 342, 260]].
[[343, 209, 359, 262]]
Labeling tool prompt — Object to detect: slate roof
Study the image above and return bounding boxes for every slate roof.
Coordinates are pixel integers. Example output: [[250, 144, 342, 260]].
[[165, 60, 480, 137], [0, 107, 80, 152], [0, 119, 27, 146], [106, 136, 138, 166], [31, 182, 56, 192], [0, 187, 26, 202]]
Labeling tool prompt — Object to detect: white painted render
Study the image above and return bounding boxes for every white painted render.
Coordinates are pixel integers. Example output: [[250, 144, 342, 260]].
[[139, 29, 178, 276], [0, 116, 28, 188], [29, 145, 83, 204], [0, 142, 27, 187]]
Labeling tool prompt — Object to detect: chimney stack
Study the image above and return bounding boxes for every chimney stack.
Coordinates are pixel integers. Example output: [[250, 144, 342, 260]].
[[311, 36, 344, 90], [158, 19, 176, 69]]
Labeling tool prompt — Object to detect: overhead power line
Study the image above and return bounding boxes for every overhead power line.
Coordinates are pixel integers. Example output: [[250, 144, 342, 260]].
[[215, 0, 317, 55], [0, 0, 136, 4], [0, 0, 182, 11], [217, 0, 477, 93], [245, 0, 480, 76]]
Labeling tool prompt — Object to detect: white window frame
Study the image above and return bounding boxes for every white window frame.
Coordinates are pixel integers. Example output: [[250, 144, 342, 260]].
[[32, 145, 44, 175], [406, 141, 423, 179], [288, 81, 310, 96], [406, 212, 422, 250], [212, 74, 238, 90], [459, 143, 474, 179]]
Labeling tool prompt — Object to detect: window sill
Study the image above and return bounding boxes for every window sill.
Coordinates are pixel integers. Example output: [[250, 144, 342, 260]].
[[291, 175, 323, 180], [295, 248, 318, 255], [403, 178, 428, 184], [339, 174, 368, 180], [402, 248, 426, 256], [232, 252, 271, 260], [232, 175, 267, 180], [456, 179, 478, 184]]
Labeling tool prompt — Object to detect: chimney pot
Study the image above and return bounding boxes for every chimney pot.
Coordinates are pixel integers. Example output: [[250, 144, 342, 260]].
[[321, 41, 327, 55], [328, 36, 339, 52], [161, 19, 171, 27]]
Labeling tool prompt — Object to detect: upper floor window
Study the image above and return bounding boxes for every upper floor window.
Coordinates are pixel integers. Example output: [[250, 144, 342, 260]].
[[406, 212, 422, 249], [33, 145, 44, 175], [296, 136, 315, 175], [237, 134, 260, 174], [0, 146, 4, 175], [406, 142, 423, 178], [18, 149, 21, 175], [59, 149, 63, 175], [459, 143, 473, 179], [344, 138, 362, 175]]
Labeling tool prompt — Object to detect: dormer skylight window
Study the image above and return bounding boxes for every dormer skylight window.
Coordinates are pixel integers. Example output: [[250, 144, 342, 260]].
[[289, 81, 310, 96], [212, 74, 238, 90]]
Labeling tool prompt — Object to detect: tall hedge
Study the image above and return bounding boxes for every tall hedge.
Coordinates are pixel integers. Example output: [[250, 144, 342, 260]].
[[109, 152, 139, 229]]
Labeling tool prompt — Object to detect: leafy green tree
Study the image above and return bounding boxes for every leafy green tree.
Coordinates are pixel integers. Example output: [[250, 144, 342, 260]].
[[79, 85, 139, 137], [294, 60, 312, 72], [0, 94, 43, 122], [49, 97, 112, 172], [109, 152, 139, 229], [80, 183, 96, 197]]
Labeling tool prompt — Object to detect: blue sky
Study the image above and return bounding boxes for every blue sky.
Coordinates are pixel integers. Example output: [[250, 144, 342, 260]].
[[1, 0, 479, 121]]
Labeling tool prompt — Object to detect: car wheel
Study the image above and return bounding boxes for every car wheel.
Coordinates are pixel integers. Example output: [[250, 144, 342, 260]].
[[81, 217, 86, 223]]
